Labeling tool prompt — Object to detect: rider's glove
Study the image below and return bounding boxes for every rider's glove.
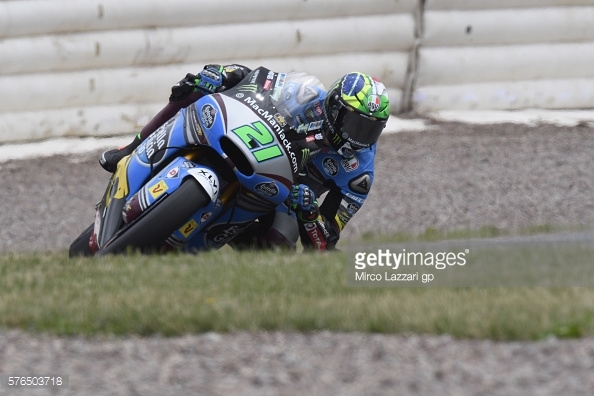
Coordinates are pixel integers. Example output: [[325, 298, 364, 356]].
[[169, 64, 225, 102], [195, 64, 224, 94], [288, 184, 319, 223]]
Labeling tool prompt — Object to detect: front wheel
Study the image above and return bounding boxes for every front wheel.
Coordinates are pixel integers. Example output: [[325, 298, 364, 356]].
[[96, 178, 211, 256]]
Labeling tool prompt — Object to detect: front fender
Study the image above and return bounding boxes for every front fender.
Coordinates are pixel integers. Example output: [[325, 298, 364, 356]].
[[187, 168, 219, 202]]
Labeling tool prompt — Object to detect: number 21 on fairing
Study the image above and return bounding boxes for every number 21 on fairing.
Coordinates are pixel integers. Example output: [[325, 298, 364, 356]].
[[231, 121, 283, 162]]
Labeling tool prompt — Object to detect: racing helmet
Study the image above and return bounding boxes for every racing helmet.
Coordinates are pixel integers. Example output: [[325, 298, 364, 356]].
[[324, 72, 390, 157]]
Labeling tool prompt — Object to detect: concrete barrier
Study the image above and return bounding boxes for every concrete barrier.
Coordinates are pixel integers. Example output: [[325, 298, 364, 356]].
[[0, 0, 416, 38], [0, 0, 415, 143], [418, 43, 594, 86], [413, 3, 594, 112], [413, 79, 594, 112], [423, 7, 594, 46], [2, 0, 594, 143], [424, 0, 594, 10], [0, 15, 414, 76]]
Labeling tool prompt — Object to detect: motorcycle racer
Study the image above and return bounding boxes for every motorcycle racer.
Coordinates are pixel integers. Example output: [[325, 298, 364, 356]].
[[99, 64, 390, 251]]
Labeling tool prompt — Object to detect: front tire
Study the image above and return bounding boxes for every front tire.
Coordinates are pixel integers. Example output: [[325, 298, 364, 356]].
[[96, 178, 211, 256]]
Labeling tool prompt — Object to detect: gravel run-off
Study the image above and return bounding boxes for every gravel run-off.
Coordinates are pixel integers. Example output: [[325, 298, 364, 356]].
[[1, 120, 594, 395]]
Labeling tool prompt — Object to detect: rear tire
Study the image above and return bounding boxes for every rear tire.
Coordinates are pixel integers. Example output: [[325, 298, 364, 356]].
[[96, 178, 211, 256], [69, 223, 94, 258]]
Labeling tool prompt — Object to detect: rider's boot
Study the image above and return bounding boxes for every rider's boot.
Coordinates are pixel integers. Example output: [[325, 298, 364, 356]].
[[99, 134, 142, 173]]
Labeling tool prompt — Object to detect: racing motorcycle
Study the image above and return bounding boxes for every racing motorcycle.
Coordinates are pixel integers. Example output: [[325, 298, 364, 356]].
[[69, 67, 304, 257]]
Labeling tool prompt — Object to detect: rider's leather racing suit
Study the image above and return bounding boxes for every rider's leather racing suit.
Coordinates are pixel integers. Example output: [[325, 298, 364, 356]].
[[217, 66, 377, 251]]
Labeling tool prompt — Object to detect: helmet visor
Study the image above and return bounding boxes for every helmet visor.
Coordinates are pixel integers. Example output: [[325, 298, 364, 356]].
[[333, 104, 387, 150]]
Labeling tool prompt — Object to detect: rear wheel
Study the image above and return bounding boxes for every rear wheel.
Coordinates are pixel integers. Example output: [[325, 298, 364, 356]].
[[69, 223, 94, 257], [96, 178, 211, 256]]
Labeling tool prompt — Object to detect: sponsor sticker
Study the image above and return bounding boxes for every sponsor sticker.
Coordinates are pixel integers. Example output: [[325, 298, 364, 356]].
[[308, 121, 323, 131], [304, 222, 326, 250], [255, 181, 279, 197], [212, 224, 243, 244], [166, 167, 179, 178], [274, 113, 287, 127], [200, 212, 213, 223], [346, 201, 360, 214], [180, 219, 199, 237], [367, 94, 381, 112], [200, 104, 217, 129], [345, 192, 365, 204], [313, 101, 323, 116], [271, 73, 286, 101], [249, 69, 260, 84], [322, 157, 339, 176], [341, 157, 359, 172], [149, 180, 168, 199]]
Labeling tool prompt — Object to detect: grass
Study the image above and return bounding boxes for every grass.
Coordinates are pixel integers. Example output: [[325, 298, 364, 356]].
[[2, 241, 594, 340]]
